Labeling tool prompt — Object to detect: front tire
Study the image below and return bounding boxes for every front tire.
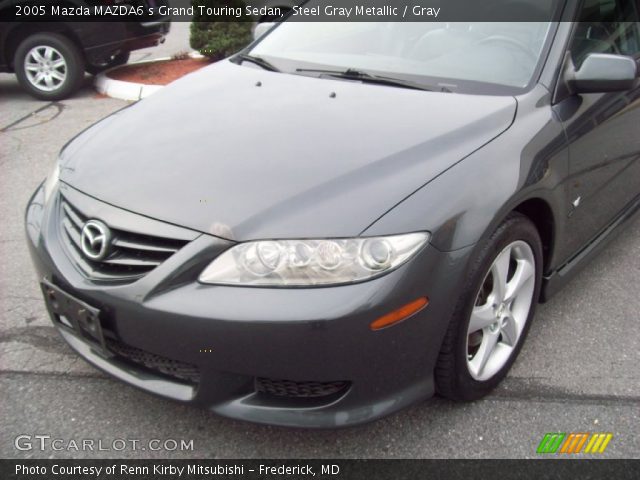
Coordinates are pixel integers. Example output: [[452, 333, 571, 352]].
[[435, 213, 543, 401], [14, 33, 85, 101]]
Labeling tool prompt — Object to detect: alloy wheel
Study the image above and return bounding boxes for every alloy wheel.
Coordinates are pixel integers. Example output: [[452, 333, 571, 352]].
[[24, 45, 68, 92], [466, 240, 536, 381]]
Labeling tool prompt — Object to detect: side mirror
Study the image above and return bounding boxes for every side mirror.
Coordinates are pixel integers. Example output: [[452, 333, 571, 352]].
[[569, 53, 638, 94], [253, 22, 276, 41]]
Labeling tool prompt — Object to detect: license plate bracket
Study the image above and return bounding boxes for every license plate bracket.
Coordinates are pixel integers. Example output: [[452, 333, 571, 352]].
[[40, 278, 111, 358]]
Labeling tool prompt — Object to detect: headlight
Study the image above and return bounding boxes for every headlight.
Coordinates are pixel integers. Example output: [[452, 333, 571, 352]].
[[199, 232, 429, 287], [43, 163, 60, 203]]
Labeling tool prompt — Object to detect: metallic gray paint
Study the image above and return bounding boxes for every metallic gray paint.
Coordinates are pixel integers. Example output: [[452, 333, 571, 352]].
[[58, 60, 516, 241], [25, 13, 640, 426]]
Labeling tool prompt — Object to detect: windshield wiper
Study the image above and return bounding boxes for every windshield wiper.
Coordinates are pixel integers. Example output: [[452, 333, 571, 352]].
[[295, 68, 445, 92], [235, 54, 280, 72]]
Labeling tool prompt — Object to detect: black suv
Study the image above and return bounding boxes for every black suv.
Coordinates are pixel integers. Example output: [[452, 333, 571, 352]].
[[0, 1, 170, 100]]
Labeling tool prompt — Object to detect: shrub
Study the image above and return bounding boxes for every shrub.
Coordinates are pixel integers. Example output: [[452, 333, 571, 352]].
[[190, 1, 253, 61]]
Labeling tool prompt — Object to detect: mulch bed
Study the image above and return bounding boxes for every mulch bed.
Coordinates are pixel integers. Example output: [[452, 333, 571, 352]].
[[106, 57, 211, 86]]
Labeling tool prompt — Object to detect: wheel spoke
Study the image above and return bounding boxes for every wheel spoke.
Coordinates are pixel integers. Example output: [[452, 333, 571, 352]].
[[500, 316, 518, 347], [505, 258, 534, 303], [44, 75, 54, 87], [33, 72, 45, 85], [25, 64, 40, 72], [50, 70, 65, 81], [31, 50, 45, 63], [52, 59, 66, 69], [44, 47, 54, 60], [491, 247, 511, 302], [469, 303, 496, 333], [468, 331, 499, 378]]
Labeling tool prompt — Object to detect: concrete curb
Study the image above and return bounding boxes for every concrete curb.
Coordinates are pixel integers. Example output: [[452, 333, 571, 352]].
[[94, 53, 204, 101]]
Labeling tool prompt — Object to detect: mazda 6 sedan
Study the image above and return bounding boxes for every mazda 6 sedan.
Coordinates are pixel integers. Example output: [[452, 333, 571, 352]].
[[26, 1, 640, 427]]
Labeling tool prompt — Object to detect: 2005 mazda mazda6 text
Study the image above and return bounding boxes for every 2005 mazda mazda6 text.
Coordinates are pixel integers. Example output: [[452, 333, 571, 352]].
[[26, 1, 640, 427]]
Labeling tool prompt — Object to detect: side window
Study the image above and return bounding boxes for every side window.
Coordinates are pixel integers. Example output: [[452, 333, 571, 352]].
[[570, 0, 640, 67]]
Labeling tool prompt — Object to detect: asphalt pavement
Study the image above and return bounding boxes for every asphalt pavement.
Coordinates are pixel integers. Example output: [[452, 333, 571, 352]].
[[0, 23, 639, 459]]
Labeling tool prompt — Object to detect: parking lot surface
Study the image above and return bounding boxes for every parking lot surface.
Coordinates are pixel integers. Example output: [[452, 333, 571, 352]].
[[1, 23, 639, 459]]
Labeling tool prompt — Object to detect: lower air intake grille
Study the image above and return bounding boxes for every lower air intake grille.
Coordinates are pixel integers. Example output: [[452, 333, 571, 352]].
[[106, 338, 200, 385], [255, 378, 349, 398], [59, 197, 188, 282]]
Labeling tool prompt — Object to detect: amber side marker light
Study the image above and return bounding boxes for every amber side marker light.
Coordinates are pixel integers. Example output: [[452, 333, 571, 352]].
[[370, 297, 429, 331]]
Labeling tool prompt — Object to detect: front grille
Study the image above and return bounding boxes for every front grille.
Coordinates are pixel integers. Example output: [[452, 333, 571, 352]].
[[255, 378, 349, 399], [106, 338, 200, 385], [59, 197, 187, 281]]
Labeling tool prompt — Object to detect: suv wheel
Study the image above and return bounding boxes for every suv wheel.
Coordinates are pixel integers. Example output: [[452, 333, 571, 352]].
[[435, 213, 542, 400], [14, 33, 85, 100]]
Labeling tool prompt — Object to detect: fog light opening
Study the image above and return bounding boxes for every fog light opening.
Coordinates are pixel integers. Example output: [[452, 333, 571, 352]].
[[370, 297, 429, 331]]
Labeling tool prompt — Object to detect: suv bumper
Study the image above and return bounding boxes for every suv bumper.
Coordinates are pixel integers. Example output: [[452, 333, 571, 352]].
[[78, 20, 171, 65]]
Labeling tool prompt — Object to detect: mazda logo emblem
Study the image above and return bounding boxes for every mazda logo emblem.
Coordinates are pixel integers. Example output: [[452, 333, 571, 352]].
[[80, 220, 111, 261]]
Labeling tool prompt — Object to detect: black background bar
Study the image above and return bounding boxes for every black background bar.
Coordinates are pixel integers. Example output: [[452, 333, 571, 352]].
[[2, 459, 640, 480]]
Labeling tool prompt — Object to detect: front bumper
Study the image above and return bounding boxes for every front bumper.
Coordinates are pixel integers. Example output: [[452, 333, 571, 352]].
[[26, 182, 472, 427]]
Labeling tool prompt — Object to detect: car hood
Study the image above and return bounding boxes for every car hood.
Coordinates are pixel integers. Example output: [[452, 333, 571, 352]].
[[60, 60, 516, 241]]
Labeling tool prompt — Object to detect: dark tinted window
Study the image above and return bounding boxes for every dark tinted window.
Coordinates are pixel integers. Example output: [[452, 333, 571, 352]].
[[570, 0, 640, 66]]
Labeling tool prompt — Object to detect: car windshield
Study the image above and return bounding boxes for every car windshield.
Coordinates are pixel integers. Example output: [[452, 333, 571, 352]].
[[249, 20, 555, 94]]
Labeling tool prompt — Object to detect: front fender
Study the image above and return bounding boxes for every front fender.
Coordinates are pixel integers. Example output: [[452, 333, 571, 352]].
[[363, 86, 569, 269]]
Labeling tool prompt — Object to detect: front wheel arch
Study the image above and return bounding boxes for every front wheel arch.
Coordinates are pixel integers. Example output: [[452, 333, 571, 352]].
[[4, 22, 83, 71], [501, 197, 556, 276], [435, 212, 544, 401]]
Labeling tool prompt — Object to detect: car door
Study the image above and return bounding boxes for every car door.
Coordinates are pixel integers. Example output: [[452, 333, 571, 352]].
[[559, 0, 640, 257]]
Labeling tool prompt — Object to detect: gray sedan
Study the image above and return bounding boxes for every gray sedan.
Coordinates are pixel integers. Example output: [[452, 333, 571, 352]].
[[26, 0, 640, 427]]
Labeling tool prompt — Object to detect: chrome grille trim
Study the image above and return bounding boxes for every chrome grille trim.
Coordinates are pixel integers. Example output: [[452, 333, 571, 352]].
[[59, 197, 188, 282], [62, 201, 84, 229], [112, 237, 178, 253]]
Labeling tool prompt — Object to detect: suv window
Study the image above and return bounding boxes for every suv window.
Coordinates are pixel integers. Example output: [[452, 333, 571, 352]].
[[570, 0, 640, 67]]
